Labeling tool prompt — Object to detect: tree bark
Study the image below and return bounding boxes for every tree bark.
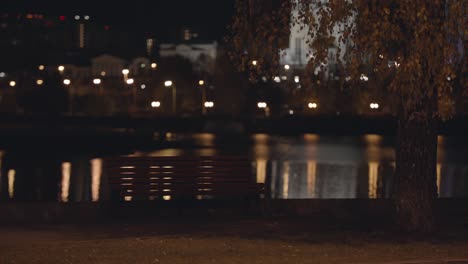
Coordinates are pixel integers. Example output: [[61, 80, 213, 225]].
[[393, 112, 438, 233]]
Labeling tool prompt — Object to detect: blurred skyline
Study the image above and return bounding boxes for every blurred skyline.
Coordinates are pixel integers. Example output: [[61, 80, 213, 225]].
[[1, 0, 235, 41]]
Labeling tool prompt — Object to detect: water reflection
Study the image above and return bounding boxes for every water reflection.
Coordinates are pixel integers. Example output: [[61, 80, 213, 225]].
[[282, 161, 289, 199], [253, 134, 467, 199], [256, 159, 267, 184], [8, 169, 15, 199], [1, 134, 468, 202], [253, 134, 270, 159], [307, 161, 317, 198], [61, 162, 71, 202], [90, 159, 102, 202], [368, 162, 378, 199]]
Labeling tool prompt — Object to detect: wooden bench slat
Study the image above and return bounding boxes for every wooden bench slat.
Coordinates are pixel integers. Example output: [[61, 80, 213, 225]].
[[105, 156, 264, 201]]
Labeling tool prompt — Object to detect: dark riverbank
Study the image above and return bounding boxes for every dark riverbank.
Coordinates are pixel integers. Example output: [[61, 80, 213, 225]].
[[1, 115, 468, 140]]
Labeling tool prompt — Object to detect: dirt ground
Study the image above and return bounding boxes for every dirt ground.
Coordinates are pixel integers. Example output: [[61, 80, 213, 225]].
[[1, 217, 468, 264]]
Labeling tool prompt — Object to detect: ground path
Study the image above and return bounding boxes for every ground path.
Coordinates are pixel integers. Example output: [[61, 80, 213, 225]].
[[1, 217, 468, 264]]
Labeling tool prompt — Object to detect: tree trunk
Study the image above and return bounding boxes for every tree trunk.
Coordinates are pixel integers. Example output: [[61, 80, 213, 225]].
[[393, 113, 438, 233]]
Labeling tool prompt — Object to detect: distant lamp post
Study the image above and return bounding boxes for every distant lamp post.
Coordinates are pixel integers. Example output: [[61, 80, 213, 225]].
[[151, 101, 161, 108], [199, 80, 207, 115], [165, 80, 176, 114], [63, 79, 74, 114], [93, 78, 103, 95], [38, 65, 45, 71], [9, 81, 16, 87], [251, 60, 258, 66], [284, 64, 290, 70], [360, 74, 369, 82], [58, 65, 65, 73], [308, 102, 318, 109], [204, 101, 214, 109], [370, 103, 380, 109], [122, 69, 129, 82], [257, 102, 267, 109], [36, 79, 44, 86], [126, 78, 136, 108], [257, 102, 269, 117], [151, 63, 157, 69]]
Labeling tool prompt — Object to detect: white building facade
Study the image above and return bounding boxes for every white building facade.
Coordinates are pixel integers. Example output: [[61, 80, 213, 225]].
[[280, 1, 353, 73], [159, 42, 218, 72]]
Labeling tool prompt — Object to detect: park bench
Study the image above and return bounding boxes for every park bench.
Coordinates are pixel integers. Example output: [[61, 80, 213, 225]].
[[104, 156, 264, 202]]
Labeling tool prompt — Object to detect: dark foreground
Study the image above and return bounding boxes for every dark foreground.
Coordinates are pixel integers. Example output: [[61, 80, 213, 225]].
[[1, 215, 468, 264]]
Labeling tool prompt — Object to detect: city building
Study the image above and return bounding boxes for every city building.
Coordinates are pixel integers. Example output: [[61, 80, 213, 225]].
[[159, 41, 218, 73], [91, 55, 126, 78], [279, 2, 352, 74]]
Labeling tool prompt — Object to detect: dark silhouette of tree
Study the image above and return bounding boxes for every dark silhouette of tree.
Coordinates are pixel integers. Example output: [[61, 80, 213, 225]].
[[228, 0, 466, 233]]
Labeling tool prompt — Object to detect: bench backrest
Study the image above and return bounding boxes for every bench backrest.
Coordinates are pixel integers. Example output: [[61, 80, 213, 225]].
[[105, 156, 263, 201]]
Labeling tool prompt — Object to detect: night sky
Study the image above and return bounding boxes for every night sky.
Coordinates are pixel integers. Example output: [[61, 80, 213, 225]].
[[1, 0, 236, 41]]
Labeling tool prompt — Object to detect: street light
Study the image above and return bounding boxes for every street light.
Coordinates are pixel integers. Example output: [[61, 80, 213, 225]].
[[151, 63, 157, 69], [58, 65, 65, 73], [122, 69, 129, 82], [257, 102, 267, 109], [36, 79, 44, 86], [63, 79, 74, 114], [151, 101, 161, 108], [38, 65, 45, 71], [284, 64, 290, 70], [370, 103, 380, 109], [9, 81, 16, 87], [93, 78, 103, 95], [125, 78, 136, 109], [204, 101, 214, 108], [257, 102, 269, 117], [164, 80, 176, 114], [199, 80, 207, 115], [308, 102, 318, 109]]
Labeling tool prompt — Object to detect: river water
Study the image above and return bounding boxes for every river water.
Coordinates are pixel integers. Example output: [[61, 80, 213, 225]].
[[1, 133, 468, 202]]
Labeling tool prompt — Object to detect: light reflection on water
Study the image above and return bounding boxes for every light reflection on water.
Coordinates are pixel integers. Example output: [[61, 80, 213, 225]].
[[60, 162, 71, 202], [90, 159, 102, 202], [1, 134, 468, 201], [8, 169, 15, 199]]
